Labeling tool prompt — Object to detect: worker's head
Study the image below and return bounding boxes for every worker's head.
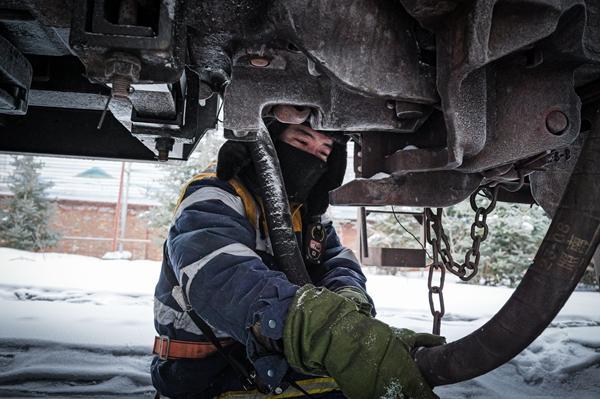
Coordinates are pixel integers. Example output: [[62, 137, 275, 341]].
[[278, 124, 334, 162], [216, 106, 347, 216], [267, 116, 347, 216]]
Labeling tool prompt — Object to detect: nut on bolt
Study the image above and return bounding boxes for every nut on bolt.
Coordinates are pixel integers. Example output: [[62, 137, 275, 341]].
[[155, 137, 175, 162], [105, 53, 141, 99], [546, 110, 569, 135]]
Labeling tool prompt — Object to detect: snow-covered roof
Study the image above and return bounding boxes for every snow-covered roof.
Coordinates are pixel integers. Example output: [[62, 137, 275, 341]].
[[0, 154, 167, 206], [0, 142, 362, 217]]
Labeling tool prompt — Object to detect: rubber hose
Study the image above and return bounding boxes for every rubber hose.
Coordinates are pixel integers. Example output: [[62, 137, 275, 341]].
[[415, 108, 600, 386], [248, 128, 312, 286]]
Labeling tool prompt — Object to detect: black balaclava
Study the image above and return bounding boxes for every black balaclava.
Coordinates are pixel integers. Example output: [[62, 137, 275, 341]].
[[233, 119, 347, 216], [273, 140, 328, 203], [267, 119, 347, 216]]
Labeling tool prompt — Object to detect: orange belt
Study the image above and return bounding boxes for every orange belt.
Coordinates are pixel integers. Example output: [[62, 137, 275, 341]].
[[153, 336, 234, 360]]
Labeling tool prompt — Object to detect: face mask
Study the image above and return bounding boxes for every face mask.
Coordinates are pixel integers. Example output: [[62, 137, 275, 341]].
[[274, 141, 328, 203]]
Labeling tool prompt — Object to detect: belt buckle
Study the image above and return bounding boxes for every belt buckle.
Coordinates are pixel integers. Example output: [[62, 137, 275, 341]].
[[158, 335, 171, 360]]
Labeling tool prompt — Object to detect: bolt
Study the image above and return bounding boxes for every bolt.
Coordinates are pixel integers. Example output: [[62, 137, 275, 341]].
[[155, 137, 174, 162], [111, 75, 131, 99], [386, 101, 395, 110], [546, 110, 569, 135], [250, 57, 270, 67], [274, 387, 283, 395], [105, 53, 141, 99]]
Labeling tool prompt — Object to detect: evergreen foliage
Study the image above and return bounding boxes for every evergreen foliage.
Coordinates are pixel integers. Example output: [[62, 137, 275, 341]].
[[145, 130, 225, 237], [445, 200, 550, 287], [368, 200, 552, 287], [0, 156, 60, 251]]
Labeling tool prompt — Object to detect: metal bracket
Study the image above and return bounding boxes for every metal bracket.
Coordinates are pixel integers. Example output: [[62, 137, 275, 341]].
[[70, 0, 185, 84], [330, 172, 482, 208], [0, 35, 32, 115]]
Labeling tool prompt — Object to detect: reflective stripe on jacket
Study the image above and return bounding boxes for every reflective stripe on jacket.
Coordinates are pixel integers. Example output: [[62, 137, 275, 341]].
[[152, 172, 369, 397]]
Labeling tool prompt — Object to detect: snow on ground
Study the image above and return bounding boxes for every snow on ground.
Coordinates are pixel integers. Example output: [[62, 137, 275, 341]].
[[0, 248, 598, 398]]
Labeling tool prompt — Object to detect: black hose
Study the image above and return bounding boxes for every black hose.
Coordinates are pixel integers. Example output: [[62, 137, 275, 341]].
[[415, 108, 600, 386], [247, 128, 312, 286]]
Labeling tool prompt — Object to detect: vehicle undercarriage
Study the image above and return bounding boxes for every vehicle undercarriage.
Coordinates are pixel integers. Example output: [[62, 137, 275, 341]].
[[0, 0, 599, 388]]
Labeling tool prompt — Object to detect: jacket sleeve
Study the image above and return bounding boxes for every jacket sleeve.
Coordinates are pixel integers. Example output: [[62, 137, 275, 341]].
[[309, 220, 375, 309], [167, 179, 298, 387]]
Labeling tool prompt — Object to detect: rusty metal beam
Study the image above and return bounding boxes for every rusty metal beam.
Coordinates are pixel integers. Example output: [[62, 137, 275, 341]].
[[330, 172, 482, 208]]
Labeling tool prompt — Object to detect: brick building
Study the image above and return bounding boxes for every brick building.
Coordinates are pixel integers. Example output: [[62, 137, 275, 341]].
[[0, 155, 167, 260], [0, 154, 359, 261], [52, 199, 163, 260]]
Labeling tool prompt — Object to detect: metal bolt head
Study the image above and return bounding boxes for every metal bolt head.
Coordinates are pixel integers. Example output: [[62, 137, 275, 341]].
[[274, 387, 283, 395], [250, 57, 270, 67], [105, 55, 141, 80], [546, 110, 569, 135]]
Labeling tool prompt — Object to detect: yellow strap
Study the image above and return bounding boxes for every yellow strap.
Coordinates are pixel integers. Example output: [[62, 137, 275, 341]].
[[291, 203, 303, 233], [176, 172, 303, 234], [175, 172, 218, 208], [228, 178, 259, 229], [215, 377, 339, 399]]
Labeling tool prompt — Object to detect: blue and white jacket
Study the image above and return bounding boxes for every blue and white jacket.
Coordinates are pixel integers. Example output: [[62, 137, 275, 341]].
[[152, 173, 371, 397]]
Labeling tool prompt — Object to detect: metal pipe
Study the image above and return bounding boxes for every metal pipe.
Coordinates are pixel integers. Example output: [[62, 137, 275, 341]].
[[415, 108, 600, 386], [359, 207, 369, 258], [111, 162, 126, 252], [248, 127, 311, 286], [118, 162, 131, 252]]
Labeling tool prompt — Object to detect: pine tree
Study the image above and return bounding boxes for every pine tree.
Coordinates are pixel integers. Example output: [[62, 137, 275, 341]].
[[145, 130, 225, 236], [0, 156, 60, 251], [368, 200, 552, 287], [444, 200, 550, 287]]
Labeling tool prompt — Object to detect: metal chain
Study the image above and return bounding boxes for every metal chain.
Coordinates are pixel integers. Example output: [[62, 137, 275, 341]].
[[425, 208, 446, 335], [426, 186, 499, 282], [424, 187, 499, 334]]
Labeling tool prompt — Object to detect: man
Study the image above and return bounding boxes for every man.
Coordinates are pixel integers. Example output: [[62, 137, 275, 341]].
[[151, 114, 443, 398]]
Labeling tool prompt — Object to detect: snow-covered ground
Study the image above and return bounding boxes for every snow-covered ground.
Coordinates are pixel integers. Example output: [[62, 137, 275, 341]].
[[0, 248, 598, 398]]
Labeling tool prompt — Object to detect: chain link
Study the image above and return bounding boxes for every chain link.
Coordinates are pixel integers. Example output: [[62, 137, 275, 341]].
[[425, 208, 446, 335], [424, 187, 499, 334], [426, 186, 499, 282]]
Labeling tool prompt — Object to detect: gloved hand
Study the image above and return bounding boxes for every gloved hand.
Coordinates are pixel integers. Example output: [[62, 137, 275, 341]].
[[392, 328, 446, 353], [335, 286, 373, 316], [284, 285, 444, 399], [216, 140, 251, 180]]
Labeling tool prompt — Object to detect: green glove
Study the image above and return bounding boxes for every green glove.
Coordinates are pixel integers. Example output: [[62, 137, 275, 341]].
[[392, 328, 446, 352], [284, 285, 443, 399], [335, 286, 373, 316]]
